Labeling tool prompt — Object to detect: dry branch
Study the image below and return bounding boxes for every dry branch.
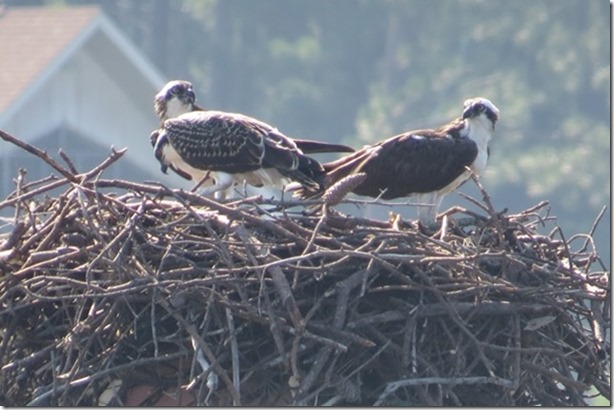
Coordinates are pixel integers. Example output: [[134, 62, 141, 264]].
[[0, 130, 609, 406]]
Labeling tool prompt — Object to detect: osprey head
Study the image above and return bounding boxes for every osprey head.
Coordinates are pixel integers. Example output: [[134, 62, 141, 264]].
[[154, 80, 196, 122], [462, 97, 500, 127]]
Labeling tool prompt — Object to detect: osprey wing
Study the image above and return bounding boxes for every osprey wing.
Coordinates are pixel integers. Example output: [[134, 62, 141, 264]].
[[163, 111, 266, 174], [293, 139, 355, 154], [163, 111, 323, 190], [322, 125, 479, 200]]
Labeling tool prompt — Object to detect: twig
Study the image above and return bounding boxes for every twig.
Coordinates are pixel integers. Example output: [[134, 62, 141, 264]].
[[375, 376, 516, 405], [225, 307, 241, 401], [266, 265, 305, 331], [0, 177, 70, 210], [0, 129, 78, 182], [58, 149, 78, 174], [1, 131, 609, 406], [465, 168, 506, 246], [158, 298, 241, 406], [579, 205, 607, 253], [521, 361, 589, 391], [78, 147, 127, 183]]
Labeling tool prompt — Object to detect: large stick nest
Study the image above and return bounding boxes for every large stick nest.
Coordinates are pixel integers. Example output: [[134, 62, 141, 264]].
[[0, 131, 610, 406]]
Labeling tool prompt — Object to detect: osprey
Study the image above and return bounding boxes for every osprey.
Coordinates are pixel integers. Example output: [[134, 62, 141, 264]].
[[150, 80, 355, 197], [151, 110, 337, 199], [298, 97, 500, 224]]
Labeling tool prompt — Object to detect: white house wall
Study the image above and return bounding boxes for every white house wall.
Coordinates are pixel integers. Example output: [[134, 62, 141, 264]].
[[68, 47, 160, 174], [1, 42, 191, 190]]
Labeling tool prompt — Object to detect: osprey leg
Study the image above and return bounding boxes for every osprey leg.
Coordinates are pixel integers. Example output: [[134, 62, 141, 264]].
[[416, 192, 443, 225], [198, 172, 234, 199]]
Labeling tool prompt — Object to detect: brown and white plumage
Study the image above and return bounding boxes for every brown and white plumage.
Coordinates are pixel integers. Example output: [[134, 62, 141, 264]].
[[152, 80, 355, 153], [297, 97, 500, 224], [150, 80, 355, 198], [153, 110, 327, 198], [154, 80, 199, 124]]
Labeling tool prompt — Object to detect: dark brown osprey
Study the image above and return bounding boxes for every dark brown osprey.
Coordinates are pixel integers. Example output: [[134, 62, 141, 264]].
[[298, 97, 500, 224], [150, 80, 355, 198]]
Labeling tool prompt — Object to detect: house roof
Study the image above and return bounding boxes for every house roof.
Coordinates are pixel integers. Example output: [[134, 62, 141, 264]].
[[0, 6, 100, 112], [0, 5, 165, 120]]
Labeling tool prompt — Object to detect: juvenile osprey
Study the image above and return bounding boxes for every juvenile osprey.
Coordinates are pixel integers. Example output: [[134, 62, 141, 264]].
[[150, 80, 355, 198], [298, 97, 500, 224], [152, 80, 355, 154], [151, 110, 332, 198]]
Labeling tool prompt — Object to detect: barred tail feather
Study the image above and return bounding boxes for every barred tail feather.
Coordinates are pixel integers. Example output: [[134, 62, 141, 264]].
[[293, 139, 355, 154]]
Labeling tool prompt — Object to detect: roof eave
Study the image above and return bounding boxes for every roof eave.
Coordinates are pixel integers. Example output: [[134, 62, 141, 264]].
[[0, 10, 166, 127]]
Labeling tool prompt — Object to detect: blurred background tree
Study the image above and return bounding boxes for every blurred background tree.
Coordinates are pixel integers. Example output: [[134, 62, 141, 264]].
[[4, 0, 609, 267]]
